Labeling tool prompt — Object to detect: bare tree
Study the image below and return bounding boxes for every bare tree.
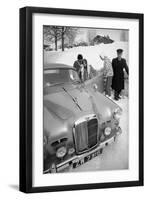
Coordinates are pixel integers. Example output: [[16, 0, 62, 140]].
[[44, 26, 78, 51], [65, 27, 78, 46], [44, 26, 61, 51], [60, 27, 78, 51], [61, 27, 65, 51]]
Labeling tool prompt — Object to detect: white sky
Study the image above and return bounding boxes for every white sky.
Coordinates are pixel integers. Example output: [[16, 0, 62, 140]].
[[76, 28, 129, 42]]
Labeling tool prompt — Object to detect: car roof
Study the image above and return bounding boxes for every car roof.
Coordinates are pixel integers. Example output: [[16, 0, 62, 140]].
[[44, 63, 74, 70]]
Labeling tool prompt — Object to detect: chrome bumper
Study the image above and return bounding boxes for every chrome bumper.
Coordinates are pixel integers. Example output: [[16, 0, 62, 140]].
[[44, 129, 121, 174]]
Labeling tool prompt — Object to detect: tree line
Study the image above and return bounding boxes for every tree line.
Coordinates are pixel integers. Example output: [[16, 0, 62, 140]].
[[43, 26, 78, 51]]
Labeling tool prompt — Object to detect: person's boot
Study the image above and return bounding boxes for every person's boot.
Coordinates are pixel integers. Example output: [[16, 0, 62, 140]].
[[118, 91, 122, 99], [114, 91, 119, 101]]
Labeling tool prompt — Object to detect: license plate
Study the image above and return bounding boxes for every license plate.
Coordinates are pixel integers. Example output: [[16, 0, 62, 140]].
[[73, 149, 101, 168]]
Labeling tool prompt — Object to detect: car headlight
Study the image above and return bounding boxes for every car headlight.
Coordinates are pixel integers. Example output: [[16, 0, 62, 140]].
[[56, 146, 67, 158], [68, 147, 75, 155], [113, 108, 122, 120], [104, 127, 111, 136]]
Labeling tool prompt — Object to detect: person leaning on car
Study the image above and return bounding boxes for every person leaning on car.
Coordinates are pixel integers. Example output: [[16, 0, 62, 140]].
[[73, 54, 88, 81], [112, 49, 129, 101], [82, 58, 88, 81]]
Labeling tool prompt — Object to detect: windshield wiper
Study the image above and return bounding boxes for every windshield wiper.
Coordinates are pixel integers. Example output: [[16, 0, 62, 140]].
[[62, 87, 82, 111], [50, 82, 65, 87]]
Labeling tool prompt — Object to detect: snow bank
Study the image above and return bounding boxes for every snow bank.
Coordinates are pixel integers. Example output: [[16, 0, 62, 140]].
[[44, 41, 129, 71]]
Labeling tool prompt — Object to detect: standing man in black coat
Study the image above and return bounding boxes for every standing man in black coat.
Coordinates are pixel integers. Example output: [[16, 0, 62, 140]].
[[112, 49, 129, 100]]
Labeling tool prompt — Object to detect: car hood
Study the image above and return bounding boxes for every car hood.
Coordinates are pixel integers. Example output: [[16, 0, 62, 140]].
[[44, 84, 119, 121]]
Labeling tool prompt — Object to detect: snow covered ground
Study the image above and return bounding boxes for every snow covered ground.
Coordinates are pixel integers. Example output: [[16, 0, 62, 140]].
[[44, 41, 129, 71]]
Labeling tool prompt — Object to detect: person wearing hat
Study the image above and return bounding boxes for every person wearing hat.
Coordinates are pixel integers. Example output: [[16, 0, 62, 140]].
[[100, 53, 113, 98], [112, 49, 129, 100]]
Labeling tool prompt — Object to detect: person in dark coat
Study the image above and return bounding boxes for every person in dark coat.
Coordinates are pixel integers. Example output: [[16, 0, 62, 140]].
[[83, 58, 88, 81], [73, 54, 88, 81], [112, 49, 129, 100]]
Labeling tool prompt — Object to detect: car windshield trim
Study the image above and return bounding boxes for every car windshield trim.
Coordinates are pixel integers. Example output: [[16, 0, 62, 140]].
[[44, 68, 80, 86], [49, 82, 65, 87], [44, 67, 76, 72], [72, 80, 81, 84]]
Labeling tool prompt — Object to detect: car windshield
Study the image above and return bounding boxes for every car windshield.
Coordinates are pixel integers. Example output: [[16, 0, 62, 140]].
[[44, 68, 81, 87]]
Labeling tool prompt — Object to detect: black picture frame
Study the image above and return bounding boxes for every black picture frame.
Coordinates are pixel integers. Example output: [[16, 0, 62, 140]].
[[19, 6, 144, 193]]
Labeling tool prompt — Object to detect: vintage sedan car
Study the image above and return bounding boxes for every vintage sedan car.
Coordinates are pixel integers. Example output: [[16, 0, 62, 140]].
[[43, 63, 122, 173]]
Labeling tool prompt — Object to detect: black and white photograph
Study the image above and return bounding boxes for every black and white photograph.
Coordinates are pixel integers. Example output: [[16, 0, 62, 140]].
[[43, 26, 129, 173], [19, 7, 143, 193]]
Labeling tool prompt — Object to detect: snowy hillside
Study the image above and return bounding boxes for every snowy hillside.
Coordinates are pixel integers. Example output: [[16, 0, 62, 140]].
[[44, 41, 129, 71]]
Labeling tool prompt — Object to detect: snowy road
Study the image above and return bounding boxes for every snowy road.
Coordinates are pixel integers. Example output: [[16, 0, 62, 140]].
[[68, 97, 129, 172]]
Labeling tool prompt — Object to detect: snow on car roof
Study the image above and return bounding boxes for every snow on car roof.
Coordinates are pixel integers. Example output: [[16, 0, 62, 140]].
[[44, 63, 74, 70]]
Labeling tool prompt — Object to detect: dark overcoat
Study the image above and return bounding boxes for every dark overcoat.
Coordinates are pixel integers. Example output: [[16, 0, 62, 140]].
[[73, 59, 88, 81], [112, 58, 129, 91]]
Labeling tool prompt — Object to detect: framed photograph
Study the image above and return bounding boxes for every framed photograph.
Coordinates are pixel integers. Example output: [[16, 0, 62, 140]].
[[19, 7, 144, 193]]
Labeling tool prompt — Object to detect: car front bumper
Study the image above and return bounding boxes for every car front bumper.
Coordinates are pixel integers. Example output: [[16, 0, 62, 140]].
[[44, 127, 122, 173]]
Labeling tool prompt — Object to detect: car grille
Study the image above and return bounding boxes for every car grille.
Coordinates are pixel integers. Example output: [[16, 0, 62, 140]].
[[74, 114, 98, 154]]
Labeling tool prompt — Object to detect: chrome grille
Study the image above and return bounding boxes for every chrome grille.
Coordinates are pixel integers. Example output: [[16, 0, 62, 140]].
[[74, 114, 98, 154], [87, 118, 98, 148]]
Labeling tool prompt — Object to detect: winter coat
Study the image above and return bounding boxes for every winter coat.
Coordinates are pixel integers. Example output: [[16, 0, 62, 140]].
[[103, 57, 113, 77], [73, 59, 88, 81], [73, 60, 81, 74], [112, 57, 129, 91]]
